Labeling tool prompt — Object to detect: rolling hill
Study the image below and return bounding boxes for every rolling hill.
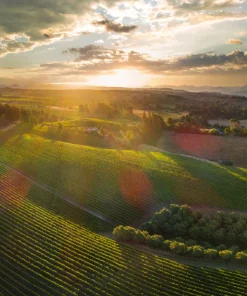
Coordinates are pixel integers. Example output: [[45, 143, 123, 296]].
[[1, 163, 247, 295], [0, 134, 246, 225]]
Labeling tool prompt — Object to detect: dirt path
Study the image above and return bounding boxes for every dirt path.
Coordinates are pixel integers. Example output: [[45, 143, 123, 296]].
[[0, 161, 116, 226]]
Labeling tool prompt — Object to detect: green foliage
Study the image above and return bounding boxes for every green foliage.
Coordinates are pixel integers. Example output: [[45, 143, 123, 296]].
[[191, 246, 204, 258], [1, 135, 247, 227], [209, 128, 220, 136], [163, 240, 172, 250], [219, 250, 233, 261], [146, 235, 164, 248], [216, 244, 227, 252], [1, 175, 247, 296], [113, 225, 148, 243], [169, 242, 187, 255], [235, 252, 247, 262], [204, 249, 218, 259]]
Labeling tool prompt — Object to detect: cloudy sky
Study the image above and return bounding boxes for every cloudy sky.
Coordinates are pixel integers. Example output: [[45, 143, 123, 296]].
[[0, 0, 247, 88]]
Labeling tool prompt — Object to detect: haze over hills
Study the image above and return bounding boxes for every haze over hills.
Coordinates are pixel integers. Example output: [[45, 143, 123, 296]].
[[1, 82, 247, 98], [157, 85, 247, 97]]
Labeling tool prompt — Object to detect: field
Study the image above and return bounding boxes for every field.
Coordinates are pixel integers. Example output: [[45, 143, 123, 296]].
[[133, 109, 185, 120], [158, 131, 247, 168], [0, 134, 246, 226], [1, 163, 247, 296], [1, 92, 247, 295]]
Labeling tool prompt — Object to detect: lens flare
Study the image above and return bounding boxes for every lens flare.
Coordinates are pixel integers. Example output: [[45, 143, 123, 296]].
[[174, 133, 223, 159], [0, 171, 31, 208], [119, 171, 152, 208]]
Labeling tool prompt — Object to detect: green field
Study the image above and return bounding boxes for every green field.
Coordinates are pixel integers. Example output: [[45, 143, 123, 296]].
[[0, 133, 246, 225], [1, 164, 247, 295]]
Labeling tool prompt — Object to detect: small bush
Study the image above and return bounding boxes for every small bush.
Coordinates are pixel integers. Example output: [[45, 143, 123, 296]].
[[235, 252, 247, 262], [163, 240, 172, 250], [229, 245, 240, 255], [192, 246, 204, 258], [169, 242, 187, 255], [210, 128, 220, 136], [204, 248, 218, 259], [216, 244, 227, 252], [146, 235, 164, 248], [219, 250, 233, 261], [185, 239, 196, 247]]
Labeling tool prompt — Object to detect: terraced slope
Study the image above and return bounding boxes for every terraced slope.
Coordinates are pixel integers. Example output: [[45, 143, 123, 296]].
[[0, 134, 246, 225], [1, 168, 247, 296]]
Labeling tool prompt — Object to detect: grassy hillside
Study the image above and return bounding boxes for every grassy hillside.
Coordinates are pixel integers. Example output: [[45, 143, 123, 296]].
[[0, 134, 246, 225], [1, 169, 247, 296], [0, 164, 110, 233]]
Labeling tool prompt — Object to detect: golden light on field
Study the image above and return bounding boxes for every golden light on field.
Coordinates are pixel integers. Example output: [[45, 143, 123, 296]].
[[90, 69, 150, 87]]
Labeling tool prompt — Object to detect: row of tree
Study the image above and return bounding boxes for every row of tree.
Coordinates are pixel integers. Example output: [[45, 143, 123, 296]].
[[113, 204, 247, 263], [113, 225, 247, 262], [78, 102, 134, 120], [0, 103, 59, 125], [141, 204, 247, 247], [181, 102, 247, 120]]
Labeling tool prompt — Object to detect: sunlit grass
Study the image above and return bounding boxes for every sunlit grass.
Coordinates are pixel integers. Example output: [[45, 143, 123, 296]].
[[0, 134, 246, 224]]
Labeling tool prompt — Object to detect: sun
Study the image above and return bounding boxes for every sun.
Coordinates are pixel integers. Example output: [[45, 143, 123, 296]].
[[90, 69, 150, 87]]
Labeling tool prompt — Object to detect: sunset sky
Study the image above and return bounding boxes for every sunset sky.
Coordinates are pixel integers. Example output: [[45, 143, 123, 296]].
[[0, 0, 247, 88]]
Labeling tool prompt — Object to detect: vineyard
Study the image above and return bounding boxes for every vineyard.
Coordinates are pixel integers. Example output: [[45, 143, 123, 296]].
[[1, 163, 247, 295], [0, 134, 246, 226]]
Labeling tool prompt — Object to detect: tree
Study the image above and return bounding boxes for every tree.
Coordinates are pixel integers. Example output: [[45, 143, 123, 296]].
[[235, 252, 247, 262], [219, 250, 233, 261], [204, 249, 218, 259], [146, 235, 164, 248], [191, 246, 204, 258], [169, 242, 187, 255]]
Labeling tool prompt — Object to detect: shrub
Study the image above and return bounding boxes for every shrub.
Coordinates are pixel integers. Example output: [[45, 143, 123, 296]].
[[210, 128, 220, 136], [191, 246, 204, 258], [186, 246, 193, 255], [113, 225, 136, 242], [185, 239, 196, 246], [219, 250, 233, 261], [175, 237, 185, 243], [146, 235, 164, 248], [229, 245, 240, 255], [163, 240, 172, 250], [235, 252, 247, 262], [216, 244, 227, 252], [204, 249, 218, 259], [169, 242, 187, 255], [134, 230, 148, 244]]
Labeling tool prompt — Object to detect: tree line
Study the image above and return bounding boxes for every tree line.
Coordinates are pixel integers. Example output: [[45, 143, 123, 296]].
[[113, 204, 247, 263], [0, 103, 59, 126]]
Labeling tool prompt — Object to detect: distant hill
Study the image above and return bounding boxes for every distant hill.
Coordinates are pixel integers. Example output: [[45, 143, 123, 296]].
[[157, 84, 247, 97], [0, 134, 246, 225]]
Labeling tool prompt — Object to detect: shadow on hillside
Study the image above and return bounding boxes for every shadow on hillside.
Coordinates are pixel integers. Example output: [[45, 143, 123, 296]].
[[25, 184, 113, 233], [0, 124, 33, 145]]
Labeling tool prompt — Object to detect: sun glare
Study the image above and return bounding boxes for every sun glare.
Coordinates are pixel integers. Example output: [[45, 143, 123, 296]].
[[90, 69, 149, 87]]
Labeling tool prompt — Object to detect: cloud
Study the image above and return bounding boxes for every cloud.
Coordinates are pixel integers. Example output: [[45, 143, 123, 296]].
[[63, 44, 126, 62], [94, 39, 104, 44], [93, 18, 138, 33], [167, 0, 244, 12], [0, 0, 132, 57], [60, 45, 247, 75], [226, 38, 243, 44]]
